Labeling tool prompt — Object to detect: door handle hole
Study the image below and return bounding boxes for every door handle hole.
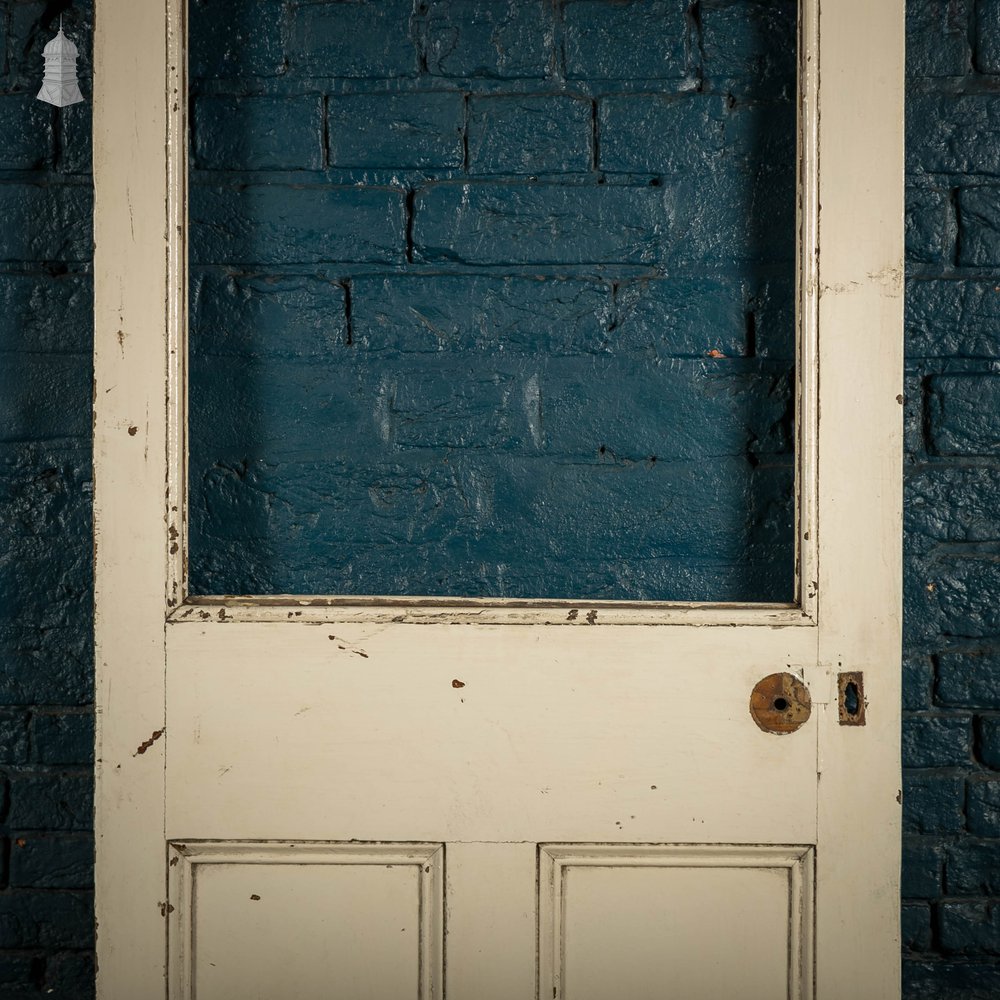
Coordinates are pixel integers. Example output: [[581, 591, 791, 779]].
[[773, 697, 789, 711], [837, 671, 866, 726], [843, 682, 860, 716]]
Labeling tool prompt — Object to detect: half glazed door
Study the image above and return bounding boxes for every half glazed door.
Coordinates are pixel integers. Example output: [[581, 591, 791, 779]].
[[93, 0, 904, 997]]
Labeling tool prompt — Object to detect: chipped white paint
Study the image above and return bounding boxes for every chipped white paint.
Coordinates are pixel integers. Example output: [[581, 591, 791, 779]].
[[94, 0, 903, 997]]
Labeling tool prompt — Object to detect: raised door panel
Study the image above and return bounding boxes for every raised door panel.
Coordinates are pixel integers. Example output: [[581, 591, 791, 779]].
[[168, 842, 444, 1000]]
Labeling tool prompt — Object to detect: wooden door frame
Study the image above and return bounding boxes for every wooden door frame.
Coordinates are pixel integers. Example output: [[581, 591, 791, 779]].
[[92, 0, 904, 995]]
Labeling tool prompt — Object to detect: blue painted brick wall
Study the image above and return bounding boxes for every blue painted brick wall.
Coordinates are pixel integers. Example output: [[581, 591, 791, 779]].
[[904, 0, 1000, 993], [187, 0, 798, 602], [3, 0, 1000, 995], [0, 1, 95, 996]]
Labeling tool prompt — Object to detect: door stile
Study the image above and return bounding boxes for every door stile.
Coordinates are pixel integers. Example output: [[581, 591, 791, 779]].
[[93, 0, 172, 996], [813, 0, 905, 997]]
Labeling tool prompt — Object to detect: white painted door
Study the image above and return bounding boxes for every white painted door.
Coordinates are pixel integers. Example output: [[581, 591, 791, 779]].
[[92, 1, 904, 997]]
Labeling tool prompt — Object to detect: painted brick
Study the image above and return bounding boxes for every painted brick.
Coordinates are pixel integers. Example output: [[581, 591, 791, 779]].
[[191, 272, 347, 357], [0, 891, 93, 949], [190, 0, 287, 78], [192, 354, 787, 462], [9, 835, 93, 890], [350, 275, 613, 354], [190, 533, 792, 602], [905, 554, 947, 646], [563, 0, 689, 81], [938, 649, 1000, 709], [31, 714, 93, 766], [907, 279, 1000, 358], [699, 0, 797, 90], [906, 186, 955, 265], [6, 774, 93, 832], [0, 274, 92, 354], [904, 653, 934, 712], [615, 277, 793, 359], [290, 0, 417, 78], [327, 93, 464, 169], [419, 0, 551, 78], [903, 374, 925, 459], [903, 716, 972, 768], [194, 96, 324, 171], [932, 559, 1000, 638], [906, 0, 970, 77], [0, 955, 36, 989], [44, 951, 96, 999], [907, 467, 1000, 547], [957, 186, 1000, 266], [413, 183, 669, 264], [0, 446, 91, 547], [946, 840, 1000, 895], [467, 95, 592, 175], [189, 185, 406, 264], [413, 178, 792, 266], [977, 715, 1000, 769], [976, 0, 1000, 75], [57, 102, 92, 176], [0, 712, 29, 764], [0, 627, 92, 707], [599, 95, 793, 175], [0, 356, 91, 442], [190, 453, 792, 600], [904, 962, 1000, 1000], [967, 779, 1000, 836], [902, 773, 966, 834], [668, 166, 794, 268], [928, 376, 1000, 456], [940, 902, 1000, 955], [908, 96, 1000, 176], [902, 837, 945, 899], [0, 186, 92, 263], [0, 94, 52, 170], [902, 903, 934, 952]]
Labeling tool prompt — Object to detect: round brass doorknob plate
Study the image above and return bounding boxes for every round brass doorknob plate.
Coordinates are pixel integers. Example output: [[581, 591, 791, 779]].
[[750, 672, 811, 735]]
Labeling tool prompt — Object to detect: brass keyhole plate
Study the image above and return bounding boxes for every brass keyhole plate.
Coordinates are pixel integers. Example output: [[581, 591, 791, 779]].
[[749, 672, 812, 735]]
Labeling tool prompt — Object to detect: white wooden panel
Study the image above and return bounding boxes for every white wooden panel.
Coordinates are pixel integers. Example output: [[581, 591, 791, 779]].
[[445, 843, 536, 1000], [93, 0, 170, 995], [166, 624, 820, 843], [813, 0, 904, 997], [540, 845, 814, 1000], [167, 842, 443, 1000]]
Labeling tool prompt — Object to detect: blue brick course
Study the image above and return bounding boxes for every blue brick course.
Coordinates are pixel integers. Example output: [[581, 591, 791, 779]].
[[194, 95, 325, 170], [190, 185, 407, 264], [419, 0, 552, 79], [290, 0, 418, 78], [967, 779, 1000, 836], [906, 185, 956, 265], [0, 94, 52, 170], [976, 0, 1000, 75], [328, 93, 465, 169], [928, 376, 1000, 456], [562, 0, 690, 82], [903, 716, 973, 768], [902, 773, 967, 834], [907, 279, 1000, 358], [467, 95, 592, 174], [8, 835, 93, 890], [937, 650, 1000, 709], [192, 272, 347, 357], [906, 0, 970, 77], [957, 186, 1000, 265]]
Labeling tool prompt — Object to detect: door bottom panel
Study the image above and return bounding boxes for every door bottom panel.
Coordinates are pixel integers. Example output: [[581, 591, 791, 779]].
[[167, 841, 814, 1000]]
